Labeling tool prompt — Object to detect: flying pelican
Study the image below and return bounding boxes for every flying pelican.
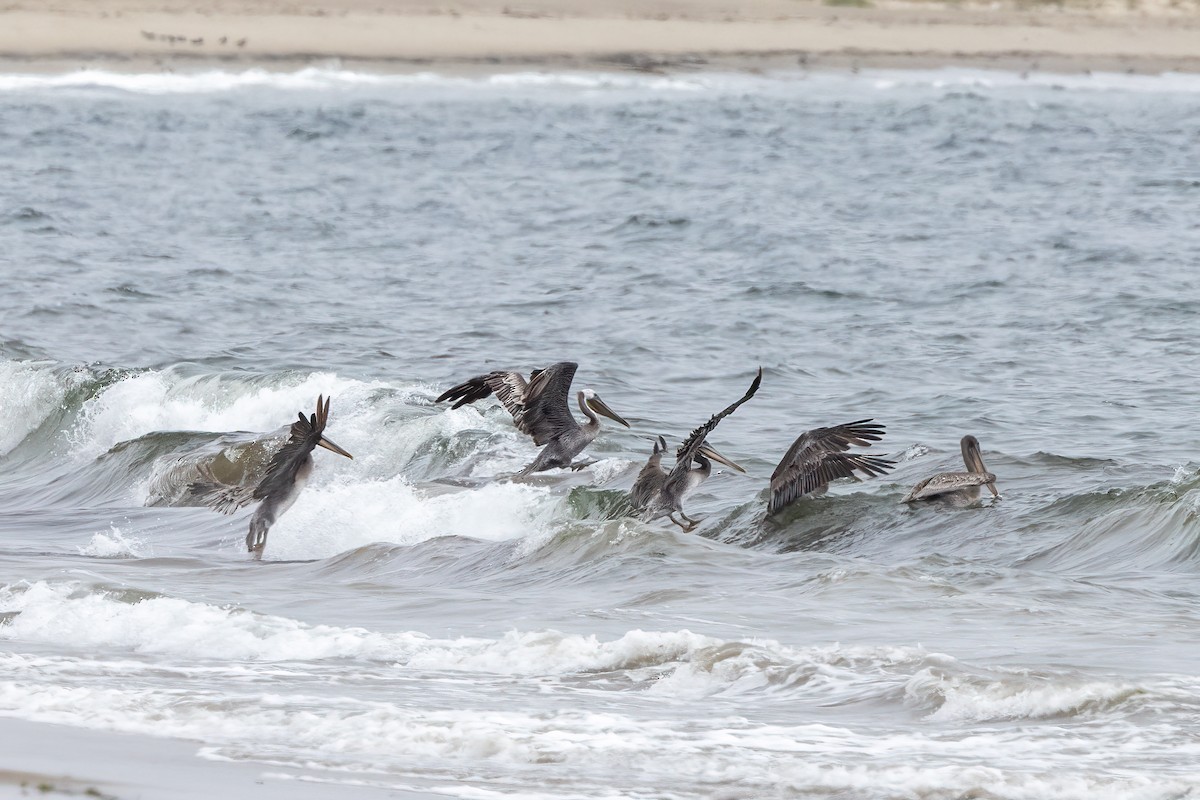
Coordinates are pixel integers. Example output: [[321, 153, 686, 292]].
[[631, 368, 762, 531], [903, 435, 998, 505], [436, 361, 630, 474], [191, 395, 353, 558], [768, 420, 894, 515]]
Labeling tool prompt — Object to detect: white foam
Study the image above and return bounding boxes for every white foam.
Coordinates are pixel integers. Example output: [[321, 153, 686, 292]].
[[0, 679, 1192, 800], [0, 66, 1198, 97], [650, 641, 939, 700], [0, 67, 712, 95], [0, 67, 398, 94], [0, 584, 1195, 797], [485, 70, 708, 92], [77, 526, 150, 559], [0, 582, 712, 671], [907, 667, 1140, 722], [862, 67, 1200, 94], [261, 475, 559, 560], [0, 581, 425, 662], [70, 368, 391, 458]]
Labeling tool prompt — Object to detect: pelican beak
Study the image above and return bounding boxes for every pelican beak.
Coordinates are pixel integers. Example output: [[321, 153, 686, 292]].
[[586, 395, 631, 428], [699, 444, 745, 473], [317, 436, 354, 459], [986, 481, 999, 498]]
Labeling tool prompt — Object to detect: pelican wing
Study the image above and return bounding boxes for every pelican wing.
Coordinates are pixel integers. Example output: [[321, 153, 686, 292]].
[[189, 464, 256, 515], [629, 464, 666, 511], [252, 407, 321, 502], [436, 374, 496, 410], [666, 367, 762, 486], [190, 396, 330, 513], [483, 371, 534, 420], [629, 437, 668, 511], [437, 370, 525, 413], [512, 361, 579, 446], [904, 471, 997, 502], [768, 419, 893, 515], [437, 369, 544, 428]]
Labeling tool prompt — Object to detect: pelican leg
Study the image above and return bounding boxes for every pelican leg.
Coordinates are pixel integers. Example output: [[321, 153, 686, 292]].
[[246, 516, 269, 559], [668, 512, 699, 533], [568, 458, 597, 471]]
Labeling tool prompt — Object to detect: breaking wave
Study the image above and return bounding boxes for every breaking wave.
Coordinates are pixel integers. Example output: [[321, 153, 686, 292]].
[[0, 66, 1198, 97]]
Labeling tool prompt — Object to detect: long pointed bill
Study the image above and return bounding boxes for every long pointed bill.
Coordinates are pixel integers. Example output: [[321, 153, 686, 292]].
[[699, 444, 745, 473], [317, 436, 354, 459], [964, 440, 988, 475], [986, 481, 1000, 498], [587, 395, 631, 428]]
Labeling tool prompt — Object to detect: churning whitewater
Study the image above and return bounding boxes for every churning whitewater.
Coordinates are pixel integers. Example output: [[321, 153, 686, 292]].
[[1, 66, 1198, 798]]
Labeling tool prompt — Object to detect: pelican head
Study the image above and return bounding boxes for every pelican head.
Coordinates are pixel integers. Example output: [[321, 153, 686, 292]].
[[960, 435, 997, 498], [578, 388, 631, 428], [697, 443, 745, 473], [304, 394, 354, 460]]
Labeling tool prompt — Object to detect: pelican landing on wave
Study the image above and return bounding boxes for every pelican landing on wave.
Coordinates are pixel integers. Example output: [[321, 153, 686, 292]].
[[436, 361, 629, 474], [768, 420, 895, 515], [903, 435, 998, 505], [191, 395, 353, 558], [630, 368, 762, 531]]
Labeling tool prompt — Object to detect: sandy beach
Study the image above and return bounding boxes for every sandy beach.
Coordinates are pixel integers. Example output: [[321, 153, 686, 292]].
[[0, 0, 1198, 73], [0, 718, 442, 800]]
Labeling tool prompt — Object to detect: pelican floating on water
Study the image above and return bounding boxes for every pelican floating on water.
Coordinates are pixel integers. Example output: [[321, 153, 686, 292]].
[[631, 368, 762, 531], [191, 394, 353, 558], [436, 361, 630, 474], [768, 419, 894, 515], [903, 435, 998, 505]]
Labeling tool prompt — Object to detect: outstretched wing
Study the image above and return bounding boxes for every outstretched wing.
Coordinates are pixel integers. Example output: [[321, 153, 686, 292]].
[[437, 372, 509, 411], [512, 362, 579, 446], [483, 371, 534, 421], [768, 419, 894, 515], [436, 369, 538, 424], [665, 367, 763, 487], [904, 471, 996, 502], [252, 405, 320, 501], [189, 463, 257, 515]]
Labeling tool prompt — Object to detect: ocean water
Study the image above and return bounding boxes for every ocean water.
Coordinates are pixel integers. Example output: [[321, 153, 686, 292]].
[[1, 66, 1199, 798]]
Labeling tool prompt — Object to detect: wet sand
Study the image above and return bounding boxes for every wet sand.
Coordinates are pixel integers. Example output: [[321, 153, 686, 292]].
[[0, 0, 1198, 73], [0, 718, 439, 800]]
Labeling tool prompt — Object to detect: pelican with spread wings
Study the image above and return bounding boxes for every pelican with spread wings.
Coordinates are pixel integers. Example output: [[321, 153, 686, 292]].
[[903, 435, 998, 505], [191, 395, 353, 558], [767, 419, 894, 515], [631, 368, 762, 531], [436, 361, 630, 474]]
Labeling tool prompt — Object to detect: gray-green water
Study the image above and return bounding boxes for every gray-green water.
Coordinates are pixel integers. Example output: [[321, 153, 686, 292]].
[[1, 67, 1198, 799]]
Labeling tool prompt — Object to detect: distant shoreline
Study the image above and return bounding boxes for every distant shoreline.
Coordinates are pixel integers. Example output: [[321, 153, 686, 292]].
[[0, 0, 1198, 75]]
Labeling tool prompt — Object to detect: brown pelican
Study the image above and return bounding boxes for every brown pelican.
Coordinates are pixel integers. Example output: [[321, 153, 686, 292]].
[[436, 361, 630, 474], [768, 420, 894, 515], [191, 395, 353, 558], [903, 435, 998, 504], [630, 368, 761, 531]]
